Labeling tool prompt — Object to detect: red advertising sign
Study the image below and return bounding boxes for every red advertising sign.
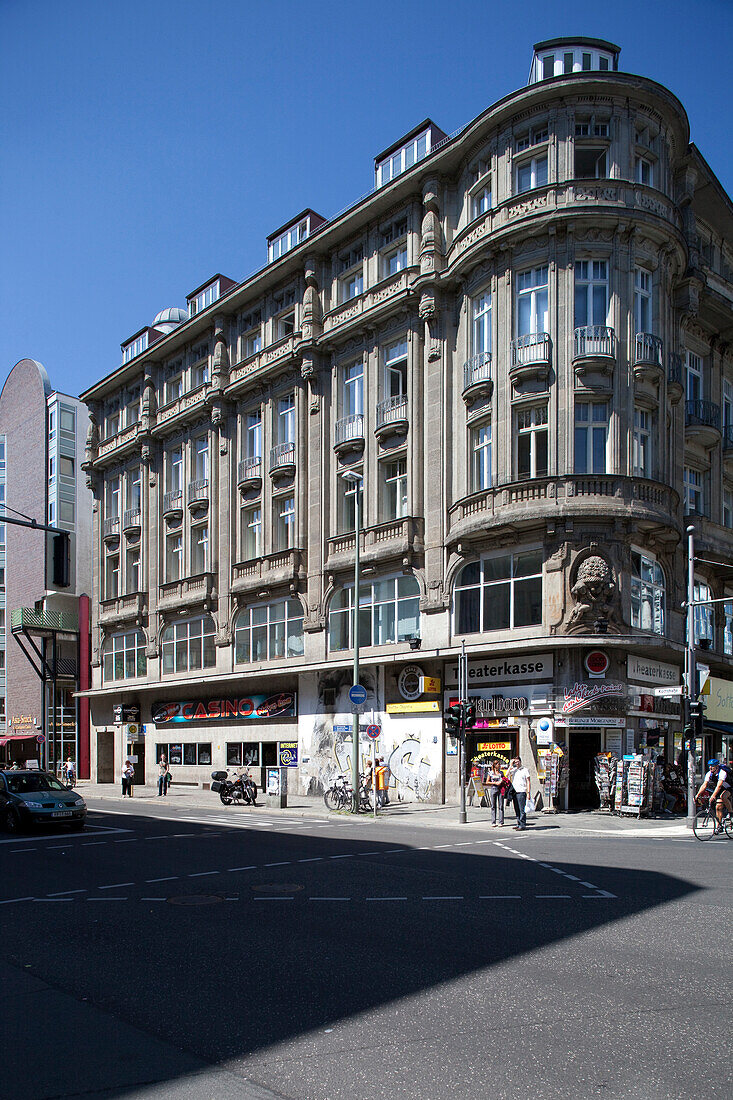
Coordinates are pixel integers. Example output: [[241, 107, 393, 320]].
[[152, 693, 297, 724]]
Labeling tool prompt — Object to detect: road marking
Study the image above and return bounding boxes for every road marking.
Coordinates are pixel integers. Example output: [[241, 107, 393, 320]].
[[357, 851, 381, 856], [82, 842, 106, 847], [536, 895, 571, 899], [0, 897, 35, 904], [47, 889, 87, 896], [479, 895, 521, 899], [141, 897, 167, 901], [311, 897, 351, 901], [99, 882, 134, 890], [48, 845, 71, 850], [297, 857, 323, 863], [9, 848, 36, 853], [188, 871, 219, 877], [423, 896, 463, 900], [253, 897, 294, 901], [146, 876, 178, 883], [366, 897, 407, 901], [88, 897, 128, 901], [329, 854, 353, 859], [114, 839, 136, 843], [35, 897, 74, 902], [227, 866, 256, 872], [264, 861, 291, 867]]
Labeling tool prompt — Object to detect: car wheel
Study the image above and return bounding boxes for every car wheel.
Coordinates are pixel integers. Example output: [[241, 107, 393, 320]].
[[5, 808, 23, 835]]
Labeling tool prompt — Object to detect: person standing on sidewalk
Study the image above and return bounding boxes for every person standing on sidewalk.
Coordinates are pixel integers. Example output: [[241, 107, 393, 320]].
[[122, 759, 134, 797], [376, 757, 390, 806], [487, 758, 505, 827], [157, 756, 170, 797], [508, 756, 531, 830]]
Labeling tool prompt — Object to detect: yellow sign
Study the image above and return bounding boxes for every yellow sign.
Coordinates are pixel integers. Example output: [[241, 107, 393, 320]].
[[419, 676, 441, 694], [477, 741, 512, 752], [386, 701, 440, 713]]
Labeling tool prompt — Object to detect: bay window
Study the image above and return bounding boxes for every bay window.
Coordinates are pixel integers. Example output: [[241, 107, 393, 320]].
[[453, 549, 543, 634], [631, 551, 665, 635]]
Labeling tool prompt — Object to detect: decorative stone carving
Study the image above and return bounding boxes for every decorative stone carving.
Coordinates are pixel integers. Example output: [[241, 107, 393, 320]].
[[301, 355, 320, 413], [420, 179, 444, 276], [565, 553, 619, 634], [301, 257, 322, 343]]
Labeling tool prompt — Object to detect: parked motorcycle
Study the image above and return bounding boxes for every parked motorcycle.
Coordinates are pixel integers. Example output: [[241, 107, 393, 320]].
[[210, 770, 259, 806]]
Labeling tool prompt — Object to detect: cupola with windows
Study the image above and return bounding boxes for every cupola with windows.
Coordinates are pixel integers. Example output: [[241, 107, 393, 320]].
[[528, 38, 620, 84]]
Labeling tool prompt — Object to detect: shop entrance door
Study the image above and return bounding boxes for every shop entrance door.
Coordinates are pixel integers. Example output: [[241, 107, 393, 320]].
[[97, 730, 114, 782], [568, 729, 602, 809], [129, 742, 146, 786]]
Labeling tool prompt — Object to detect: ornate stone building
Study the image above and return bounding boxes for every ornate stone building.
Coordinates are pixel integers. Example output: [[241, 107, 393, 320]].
[[81, 38, 733, 807]]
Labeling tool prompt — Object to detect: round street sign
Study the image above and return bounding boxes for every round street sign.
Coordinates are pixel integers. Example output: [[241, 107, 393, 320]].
[[365, 724, 380, 740], [349, 684, 367, 706], [36, 734, 46, 744], [585, 649, 609, 676]]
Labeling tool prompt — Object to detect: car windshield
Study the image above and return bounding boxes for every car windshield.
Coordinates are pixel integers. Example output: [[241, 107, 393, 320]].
[[5, 774, 67, 795]]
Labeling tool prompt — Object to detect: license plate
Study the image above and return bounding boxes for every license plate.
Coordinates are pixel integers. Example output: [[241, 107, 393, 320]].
[[51, 810, 73, 818]]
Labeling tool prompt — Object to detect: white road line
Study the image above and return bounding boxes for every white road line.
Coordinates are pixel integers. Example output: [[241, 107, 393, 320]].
[[141, 897, 167, 901], [227, 866, 256, 872], [479, 895, 521, 899], [298, 857, 323, 863], [329, 854, 353, 859], [114, 839, 136, 843], [311, 897, 351, 901], [423, 896, 463, 900], [357, 851, 381, 856], [264, 861, 291, 867], [0, 897, 35, 904], [146, 876, 178, 883], [536, 895, 571, 899], [383, 848, 407, 854], [99, 882, 134, 890], [48, 845, 70, 849], [47, 889, 87, 896], [9, 848, 36, 853], [188, 871, 219, 877], [88, 897, 127, 901], [82, 842, 106, 846], [35, 897, 74, 902], [253, 897, 294, 901], [366, 897, 407, 901]]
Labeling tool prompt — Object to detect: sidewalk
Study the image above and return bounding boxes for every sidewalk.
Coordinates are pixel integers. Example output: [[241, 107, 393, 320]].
[[76, 781, 692, 837]]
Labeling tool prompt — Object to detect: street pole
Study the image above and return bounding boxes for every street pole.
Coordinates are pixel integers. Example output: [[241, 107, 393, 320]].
[[352, 477, 362, 812], [459, 641, 467, 825], [685, 525, 696, 829]]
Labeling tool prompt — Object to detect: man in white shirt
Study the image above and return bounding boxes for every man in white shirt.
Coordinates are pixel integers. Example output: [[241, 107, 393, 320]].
[[508, 756, 531, 830]]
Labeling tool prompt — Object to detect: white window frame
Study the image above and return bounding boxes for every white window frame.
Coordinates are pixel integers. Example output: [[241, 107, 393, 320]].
[[384, 339, 408, 398], [515, 153, 548, 194], [575, 400, 610, 475], [470, 419, 492, 492], [342, 361, 364, 417], [188, 280, 220, 317], [472, 292, 492, 355], [103, 630, 146, 682], [240, 504, 262, 560], [693, 579, 714, 646], [376, 130, 430, 187], [244, 410, 262, 459], [516, 404, 549, 481], [686, 351, 703, 403], [329, 574, 420, 651], [166, 532, 183, 582], [574, 260, 608, 328], [277, 395, 295, 445], [684, 466, 704, 515], [274, 495, 295, 551], [631, 549, 665, 635], [382, 457, 408, 520], [453, 549, 543, 635], [634, 267, 652, 334], [515, 267, 548, 337], [633, 407, 653, 479], [126, 546, 140, 593], [234, 599, 305, 664], [161, 615, 216, 674], [191, 524, 208, 575]]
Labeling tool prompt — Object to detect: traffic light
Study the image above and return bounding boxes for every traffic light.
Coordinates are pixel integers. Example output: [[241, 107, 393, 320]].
[[51, 531, 70, 587], [689, 697, 705, 738], [463, 703, 476, 729], [444, 703, 463, 735]]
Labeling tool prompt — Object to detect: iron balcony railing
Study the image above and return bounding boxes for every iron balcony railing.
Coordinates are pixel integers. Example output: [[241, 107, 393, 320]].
[[685, 399, 721, 431], [573, 325, 616, 360], [187, 478, 209, 504], [123, 507, 141, 529], [11, 608, 79, 633], [238, 456, 261, 482], [163, 489, 183, 514], [269, 441, 296, 471], [634, 332, 663, 367], [375, 394, 408, 431], [334, 413, 365, 446], [103, 516, 119, 538], [511, 332, 551, 365], [723, 425, 733, 452], [463, 352, 492, 391], [668, 352, 683, 386]]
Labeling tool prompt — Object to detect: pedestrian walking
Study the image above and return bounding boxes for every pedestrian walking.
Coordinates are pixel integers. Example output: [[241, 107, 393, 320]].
[[122, 759, 134, 797], [376, 757, 390, 806], [508, 756, 531, 830], [486, 758, 505, 827], [157, 756, 171, 796]]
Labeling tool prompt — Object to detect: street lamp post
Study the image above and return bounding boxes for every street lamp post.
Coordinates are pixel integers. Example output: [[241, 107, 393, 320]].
[[341, 471, 363, 811], [685, 524, 697, 828]]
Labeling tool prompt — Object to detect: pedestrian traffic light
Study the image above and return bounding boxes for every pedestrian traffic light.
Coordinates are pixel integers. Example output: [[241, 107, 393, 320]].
[[689, 697, 705, 738], [51, 531, 70, 588], [463, 703, 476, 729], [444, 703, 463, 735]]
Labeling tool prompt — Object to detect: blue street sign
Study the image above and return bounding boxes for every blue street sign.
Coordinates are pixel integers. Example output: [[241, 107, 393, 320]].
[[349, 684, 367, 706]]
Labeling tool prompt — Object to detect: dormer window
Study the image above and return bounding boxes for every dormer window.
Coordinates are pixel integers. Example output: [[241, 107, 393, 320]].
[[267, 211, 325, 263], [189, 280, 220, 317], [122, 331, 148, 364], [374, 120, 447, 188]]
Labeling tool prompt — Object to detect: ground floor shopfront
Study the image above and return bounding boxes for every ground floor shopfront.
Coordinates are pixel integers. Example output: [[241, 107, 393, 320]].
[[84, 641, 733, 809]]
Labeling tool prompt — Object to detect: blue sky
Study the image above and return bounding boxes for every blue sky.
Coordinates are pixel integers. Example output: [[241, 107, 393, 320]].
[[1, 0, 730, 399]]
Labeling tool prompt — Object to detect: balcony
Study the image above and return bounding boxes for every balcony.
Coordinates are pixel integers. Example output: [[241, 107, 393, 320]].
[[685, 399, 721, 448], [667, 353, 684, 404], [103, 516, 120, 546], [325, 516, 424, 570], [11, 607, 79, 635], [462, 353, 493, 404], [237, 456, 262, 493], [187, 478, 209, 513], [633, 332, 664, 382], [123, 508, 141, 536], [158, 571, 215, 612], [162, 489, 183, 523], [269, 442, 296, 481], [231, 548, 303, 596], [99, 591, 146, 626], [573, 326, 616, 382], [509, 333, 551, 385], [375, 394, 409, 440], [334, 413, 365, 454]]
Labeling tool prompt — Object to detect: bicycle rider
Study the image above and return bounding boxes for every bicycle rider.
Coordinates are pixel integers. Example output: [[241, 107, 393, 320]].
[[695, 758, 733, 833]]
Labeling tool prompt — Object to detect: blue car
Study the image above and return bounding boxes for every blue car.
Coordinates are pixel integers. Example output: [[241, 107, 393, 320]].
[[0, 770, 87, 833]]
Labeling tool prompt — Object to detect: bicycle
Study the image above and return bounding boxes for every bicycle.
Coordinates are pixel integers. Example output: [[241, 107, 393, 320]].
[[692, 796, 733, 840], [323, 774, 373, 813]]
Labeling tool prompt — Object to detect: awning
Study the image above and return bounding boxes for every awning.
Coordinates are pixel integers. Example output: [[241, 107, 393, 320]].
[[702, 720, 733, 737], [0, 733, 38, 746]]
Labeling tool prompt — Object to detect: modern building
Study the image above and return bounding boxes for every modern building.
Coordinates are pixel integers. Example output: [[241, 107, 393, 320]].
[[0, 358, 92, 773], [80, 38, 733, 807]]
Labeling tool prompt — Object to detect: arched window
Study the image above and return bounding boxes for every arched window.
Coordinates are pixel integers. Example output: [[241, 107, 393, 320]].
[[103, 630, 146, 682], [329, 574, 420, 651], [234, 599, 304, 664], [161, 615, 215, 675], [453, 550, 543, 635]]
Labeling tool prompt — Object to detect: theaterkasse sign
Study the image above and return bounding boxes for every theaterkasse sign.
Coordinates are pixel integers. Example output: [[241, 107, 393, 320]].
[[152, 692, 297, 725], [444, 653, 553, 688]]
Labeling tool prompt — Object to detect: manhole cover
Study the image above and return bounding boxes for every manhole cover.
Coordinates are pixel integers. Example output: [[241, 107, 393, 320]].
[[251, 883, 304, 893], [168, 894, 224, 906]]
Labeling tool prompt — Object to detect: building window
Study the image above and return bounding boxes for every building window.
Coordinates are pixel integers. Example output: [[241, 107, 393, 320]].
[[693, 580, 713, 646], [516, 154, 548, 194], [516, 267, 548, 337], [382, 458, 408, 520], [453, 550, 543, 634], [685, 351, 703, 402], [339, 472, 361, 533], [268, 218, 310, 262], [105, 410, 119, 438], [342, 269, 363, 301], [59, 456, 75, 480], [470, 419, 492, 492], [574, 145, 607, 178], [193, 436, 208, 483], [157, 742, 211, 766], [633, 407, 653, 478], [634, 268, 652, 333], [122, 332, 148, 363], [240, 505, 262, 560], [125, 395, 140, 426], [472, 292, 492, 355], [684, 467, 704, 515], [165, 372, 183, 404], [244, 410, 262, 460], [277, 395, 295, 445], [342, 361, 364, 417], [631, 551, 665, 635], [274, 495, 295, 550], [166, 532, 183, 581], [723, 380, 733, 434], [724, 597, 733, 656], [575, 401, 609, 474], [105, 476, 120, 520], [377, 129, 430, 186], [105, 552, 120, 600], [384, 339, 408, 397], [635, 156, 654, 186], [329, 574, 420, 651], [234, 599, 304, 663], [161, 615, 216, 674], [385, 243, 408, 276], [191, 525, 208, 574], [126, 546, 140, 592], [516, 404, 548, 480], [166, 447, 183, 494], [192, 357, 210, 389], [470, 164, 492, 220], [723, 488, 733, 529], [575, 261, 608, 327], [244, 328, 262, 358], [189, 280, 220, 317], [102, 630, 146, 682], [127, 467, 142, 512], [277, 310, 296, 340]]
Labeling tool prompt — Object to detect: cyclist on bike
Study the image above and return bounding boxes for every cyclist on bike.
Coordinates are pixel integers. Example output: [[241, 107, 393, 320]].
[[695, 759, 733, 833]]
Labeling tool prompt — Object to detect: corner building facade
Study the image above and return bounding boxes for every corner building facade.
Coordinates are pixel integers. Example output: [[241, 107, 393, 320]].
[[81, 39, 733, 807]]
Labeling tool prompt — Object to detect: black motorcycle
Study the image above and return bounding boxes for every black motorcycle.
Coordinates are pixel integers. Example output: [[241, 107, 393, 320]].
[[210, 770, 259, 806]]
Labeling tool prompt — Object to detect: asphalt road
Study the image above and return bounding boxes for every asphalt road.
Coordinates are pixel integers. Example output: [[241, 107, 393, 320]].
[[1, 799, 731, 1100]]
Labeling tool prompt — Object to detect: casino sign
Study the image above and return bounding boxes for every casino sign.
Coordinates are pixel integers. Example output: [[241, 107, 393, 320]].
[[152, 692, 297, 724]]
